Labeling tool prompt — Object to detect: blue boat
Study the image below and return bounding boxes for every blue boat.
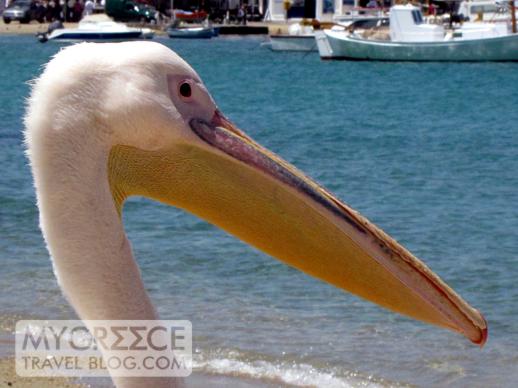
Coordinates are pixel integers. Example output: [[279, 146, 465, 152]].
[[167, 26, 215, 39]]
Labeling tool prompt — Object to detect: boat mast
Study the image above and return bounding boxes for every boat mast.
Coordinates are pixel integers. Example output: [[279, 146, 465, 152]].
[[511, 1, 517, 33]]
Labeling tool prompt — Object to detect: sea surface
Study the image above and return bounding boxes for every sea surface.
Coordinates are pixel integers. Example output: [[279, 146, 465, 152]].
[[1, 35, 517, 387]]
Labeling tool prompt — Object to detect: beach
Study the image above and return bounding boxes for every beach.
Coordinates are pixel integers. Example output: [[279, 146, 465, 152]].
[[0, 19, 72, 35], [0, 357, 285, 388], [0, 19, 290, 36], [1, 358, 85, 388], [1, 29, 518, 388]]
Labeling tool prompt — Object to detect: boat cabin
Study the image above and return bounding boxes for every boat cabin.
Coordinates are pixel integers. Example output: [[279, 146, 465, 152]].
[[457, 0, 510, 22], [389, 5, 444, 42]]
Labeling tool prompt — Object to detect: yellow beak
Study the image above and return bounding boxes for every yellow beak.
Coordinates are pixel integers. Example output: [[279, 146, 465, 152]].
[[109, 111, 487, 346]]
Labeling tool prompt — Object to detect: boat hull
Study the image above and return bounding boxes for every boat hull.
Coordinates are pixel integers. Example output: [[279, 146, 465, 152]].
[[316, 30, 518, 61], [269, 35, 317, 52], [167, 28, 214, 39], [46, 30, 145, 42]]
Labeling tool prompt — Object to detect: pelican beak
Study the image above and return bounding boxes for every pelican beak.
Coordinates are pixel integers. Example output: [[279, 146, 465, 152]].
[[109, 111, 487, 346]]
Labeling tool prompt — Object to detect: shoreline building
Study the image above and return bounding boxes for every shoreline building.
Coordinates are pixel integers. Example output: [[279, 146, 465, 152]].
[[264, 0, 391, 21]]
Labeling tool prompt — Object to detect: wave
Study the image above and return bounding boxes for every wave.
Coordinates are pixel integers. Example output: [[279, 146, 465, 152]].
[[5, 318, 402, 387], [192, 350, 386, 388]]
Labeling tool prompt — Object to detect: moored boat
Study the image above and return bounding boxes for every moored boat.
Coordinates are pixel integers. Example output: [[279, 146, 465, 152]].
[[316, 4, 518, 61], [167, 26, 215, 39], [269, 34, 317, 51], [166, 17, 217, 39], [266, 18, 388, 52], [37, 14, 154, 43], [268, 23, 317, 52]]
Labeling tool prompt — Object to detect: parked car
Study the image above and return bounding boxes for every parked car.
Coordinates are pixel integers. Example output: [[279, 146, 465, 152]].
[[105, 0, 157, 24], [3, 0, 45, 24]]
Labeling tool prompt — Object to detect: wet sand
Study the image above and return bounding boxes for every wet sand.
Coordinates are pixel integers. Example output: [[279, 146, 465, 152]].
[[0, 357, 280, 388], [0, 321, 276, 388], [1, 357, 86, 388]]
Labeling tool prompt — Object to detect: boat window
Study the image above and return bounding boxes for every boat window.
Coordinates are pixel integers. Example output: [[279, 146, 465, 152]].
[[471, 4, 497, 14], [411, 10, 424, 25]]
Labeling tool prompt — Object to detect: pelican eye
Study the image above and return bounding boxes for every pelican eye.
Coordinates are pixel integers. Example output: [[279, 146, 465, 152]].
[[179, 82, 192, 99]]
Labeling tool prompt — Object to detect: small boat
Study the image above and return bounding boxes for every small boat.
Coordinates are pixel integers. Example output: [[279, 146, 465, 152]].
[[166, 18, 216, 39], [173, 9, 208, 23], [316, 4, 518, 61], [167, 26, 215, 39], [37, 14, 154, 43], [267, 23, 317, 52], [265, 17, 389, 52]]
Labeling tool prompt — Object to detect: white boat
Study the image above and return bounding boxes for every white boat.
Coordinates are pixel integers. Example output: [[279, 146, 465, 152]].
[[268, 23, 317, 52], [167, 26, 215, 39], [266, 17, 388, 52], [38, 14, 154, 43], [316, 4, 518, 61], [269, 34, 317, 52]]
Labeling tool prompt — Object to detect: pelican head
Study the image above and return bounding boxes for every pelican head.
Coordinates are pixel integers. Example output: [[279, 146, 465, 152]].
[[25, 41, 486, 377]]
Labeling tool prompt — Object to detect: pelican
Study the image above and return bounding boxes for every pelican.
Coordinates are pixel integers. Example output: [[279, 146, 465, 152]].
[[25, 42, 486, 387]]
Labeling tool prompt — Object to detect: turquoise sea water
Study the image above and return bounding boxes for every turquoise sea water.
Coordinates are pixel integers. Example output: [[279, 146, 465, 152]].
[[1, 35, 518, 387]]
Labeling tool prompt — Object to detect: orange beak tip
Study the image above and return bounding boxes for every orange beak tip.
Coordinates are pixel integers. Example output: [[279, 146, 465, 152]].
[[476, 314, 488, 348]]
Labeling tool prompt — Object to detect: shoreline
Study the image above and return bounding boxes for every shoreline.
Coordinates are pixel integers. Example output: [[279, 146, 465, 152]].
[[0, 19, 68, 35], [0, 315, 334, 388], [0, 357, 281, 388], [0, 20, 290, 36], [1, 357, 87, 388], [0, 328, 282, 388]]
